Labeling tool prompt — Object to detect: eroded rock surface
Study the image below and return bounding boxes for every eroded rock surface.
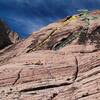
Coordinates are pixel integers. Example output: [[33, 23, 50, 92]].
[[0, 10, 100, 100]]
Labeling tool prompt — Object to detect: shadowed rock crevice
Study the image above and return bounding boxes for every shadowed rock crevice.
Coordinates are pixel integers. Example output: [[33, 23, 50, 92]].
[[20, 82, 73, 93], [73, 56, 79, 80], [13, 68, 23, 85], [48, 93, 58, 100]]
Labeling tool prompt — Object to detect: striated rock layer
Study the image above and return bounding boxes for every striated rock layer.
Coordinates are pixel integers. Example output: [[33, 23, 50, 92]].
[[0, 10, 100, 100]]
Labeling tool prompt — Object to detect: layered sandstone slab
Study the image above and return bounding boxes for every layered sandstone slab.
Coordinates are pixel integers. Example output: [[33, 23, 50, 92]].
[[0, 49, 100, 100]]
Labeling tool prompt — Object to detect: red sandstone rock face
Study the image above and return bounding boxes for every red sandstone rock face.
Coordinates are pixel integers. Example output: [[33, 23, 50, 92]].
[[0, 10, 100, 100]]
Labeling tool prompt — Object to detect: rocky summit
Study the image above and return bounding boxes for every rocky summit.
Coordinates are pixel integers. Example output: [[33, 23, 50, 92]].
[[0, 19, 20, 50], [0, 10, 100, 100]]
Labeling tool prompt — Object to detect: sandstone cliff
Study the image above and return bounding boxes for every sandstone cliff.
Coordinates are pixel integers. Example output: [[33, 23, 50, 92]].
[[0, 10, 100, 100]]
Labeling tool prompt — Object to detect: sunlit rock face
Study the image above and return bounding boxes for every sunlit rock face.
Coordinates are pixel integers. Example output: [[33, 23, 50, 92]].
[[0, 10, 100, 100], [0, 19, 20, 49]]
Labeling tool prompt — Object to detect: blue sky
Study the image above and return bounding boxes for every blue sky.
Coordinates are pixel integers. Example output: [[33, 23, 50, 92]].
[[0, 0, 100, 37]]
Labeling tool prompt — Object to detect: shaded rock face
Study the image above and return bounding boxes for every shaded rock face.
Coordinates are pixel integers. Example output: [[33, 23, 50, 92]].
[[0, 19, 20, 50], [0, 10, 100, 100]]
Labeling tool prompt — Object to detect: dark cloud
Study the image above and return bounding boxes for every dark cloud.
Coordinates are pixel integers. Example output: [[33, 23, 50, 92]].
[[0, 0, 100, 37]]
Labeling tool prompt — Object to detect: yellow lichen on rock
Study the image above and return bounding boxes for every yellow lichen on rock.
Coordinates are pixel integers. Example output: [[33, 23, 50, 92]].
[[63, 16, 78, 25]]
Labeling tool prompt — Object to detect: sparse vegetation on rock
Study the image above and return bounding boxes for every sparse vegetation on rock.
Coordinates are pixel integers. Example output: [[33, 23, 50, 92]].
[[0, 10, 100, 100]]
